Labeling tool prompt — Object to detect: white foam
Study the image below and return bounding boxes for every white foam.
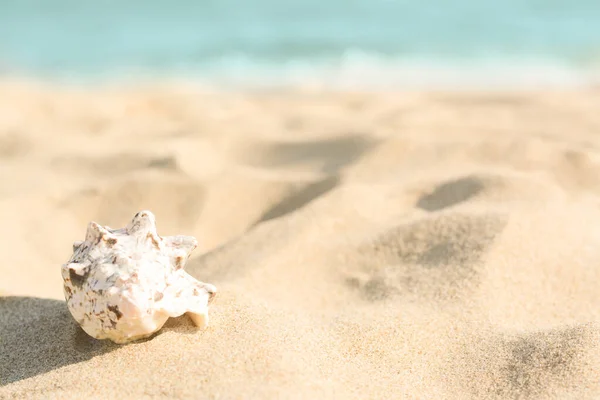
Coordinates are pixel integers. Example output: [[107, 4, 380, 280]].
[[5, 51, 600, 90]]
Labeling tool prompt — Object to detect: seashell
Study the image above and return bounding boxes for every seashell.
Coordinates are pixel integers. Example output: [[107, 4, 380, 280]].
[[61, 210, 217, 344]]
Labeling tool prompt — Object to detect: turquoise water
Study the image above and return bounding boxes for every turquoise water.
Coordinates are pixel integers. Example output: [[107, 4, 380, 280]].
[[1, 0, 600, 87]]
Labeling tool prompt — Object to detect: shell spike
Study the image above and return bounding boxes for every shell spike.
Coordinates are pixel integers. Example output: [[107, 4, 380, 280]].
[[187, 312, 209, 328], [126, 210, 157, 236], [164, 235, 198, 257], [203, 283, 217, 303], [86, 221, 110, 242]]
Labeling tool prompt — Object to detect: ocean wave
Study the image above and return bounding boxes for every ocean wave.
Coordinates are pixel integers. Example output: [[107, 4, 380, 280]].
[[3, 51, 600, 89]]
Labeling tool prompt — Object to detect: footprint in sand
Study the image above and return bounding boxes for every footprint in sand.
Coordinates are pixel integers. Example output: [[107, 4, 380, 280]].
[[416, 176, 485, 211], [416, 172, 565, 212], [452, 324, 600, 398], [346, 212, 508, 302]]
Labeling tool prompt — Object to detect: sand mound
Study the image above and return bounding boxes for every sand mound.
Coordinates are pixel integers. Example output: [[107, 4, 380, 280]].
[[2, 86, 600, 399], [60, 170, 206, 235]]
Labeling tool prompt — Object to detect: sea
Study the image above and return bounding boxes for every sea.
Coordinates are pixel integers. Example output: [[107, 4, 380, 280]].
[[1, 0, 600, 89]]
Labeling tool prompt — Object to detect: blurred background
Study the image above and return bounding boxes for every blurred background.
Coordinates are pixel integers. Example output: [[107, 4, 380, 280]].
[[1, 0, 600, 89], [4, 2, 600, 398]]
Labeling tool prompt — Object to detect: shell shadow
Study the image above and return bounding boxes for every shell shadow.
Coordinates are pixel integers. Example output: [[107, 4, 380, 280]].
[[0, 296, 202, 386], [0, 296, 119, 385]]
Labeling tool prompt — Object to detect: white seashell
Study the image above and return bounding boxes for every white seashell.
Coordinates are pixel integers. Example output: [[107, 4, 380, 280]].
[[61, 210, 217, 344]]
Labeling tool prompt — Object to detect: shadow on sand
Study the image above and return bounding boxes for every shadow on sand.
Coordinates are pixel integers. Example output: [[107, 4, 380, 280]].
[[0, 296, 199, 386], [0, 296, 118, 385]]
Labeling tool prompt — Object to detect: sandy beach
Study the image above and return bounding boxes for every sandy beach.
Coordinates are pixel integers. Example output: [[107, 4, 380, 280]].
[[2, 81, 600, 399]]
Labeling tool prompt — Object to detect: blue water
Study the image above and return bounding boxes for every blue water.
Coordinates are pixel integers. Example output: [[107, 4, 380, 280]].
[[1, 0, 600, 87]]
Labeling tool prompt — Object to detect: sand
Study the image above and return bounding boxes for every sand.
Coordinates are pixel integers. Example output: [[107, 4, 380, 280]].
[[2, 82, 600, 399]]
